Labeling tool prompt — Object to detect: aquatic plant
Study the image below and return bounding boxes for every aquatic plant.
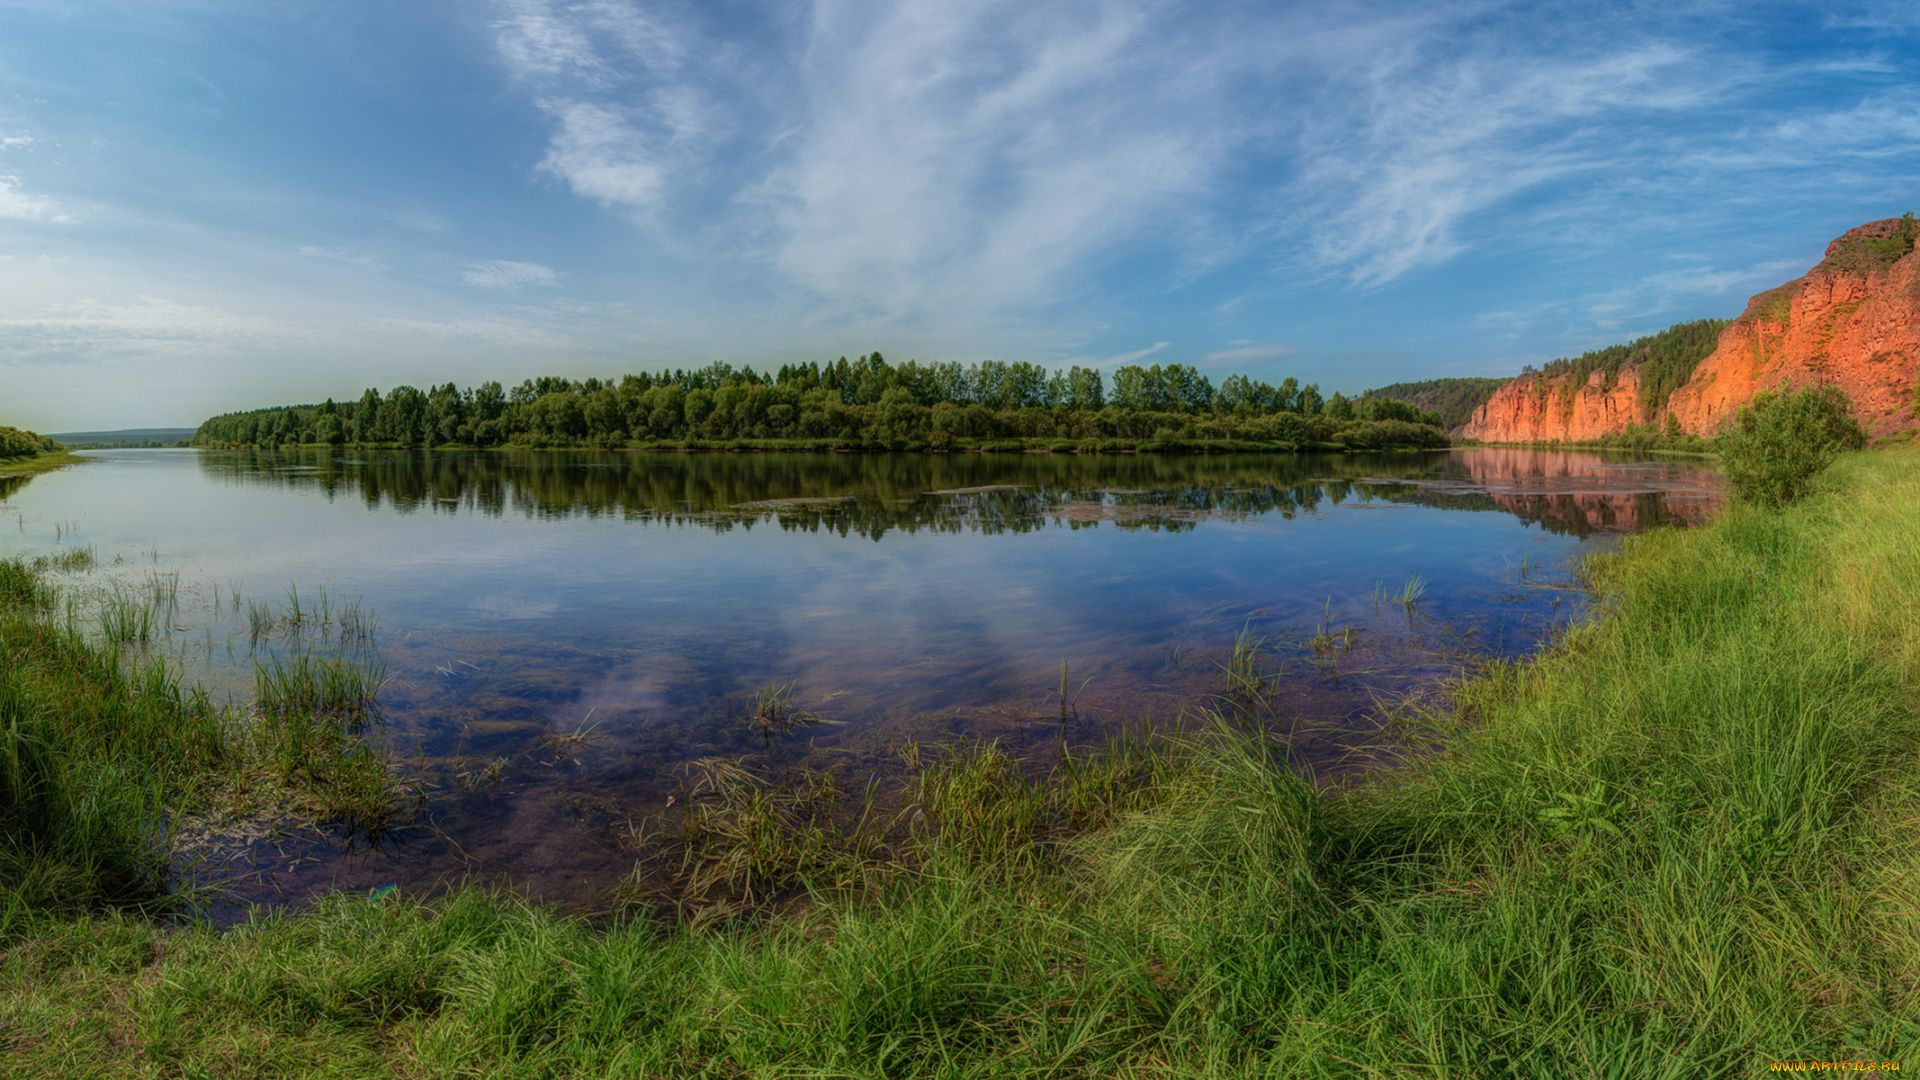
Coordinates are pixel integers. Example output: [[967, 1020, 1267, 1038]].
[[253, 646, 388, 731], [539, 713, 605, 766], [32, 546, 95, 573], [98, 589, 153, 645], [282, 583, 306, 633], [246, 598, 274, 644], [750, 674, 820, 746], [455, 755, 508, 797], [1215, 624, 1269, 717]]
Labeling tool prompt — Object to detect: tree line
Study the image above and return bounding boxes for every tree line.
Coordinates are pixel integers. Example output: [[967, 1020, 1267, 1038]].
[[191, 355, 1449, 452]]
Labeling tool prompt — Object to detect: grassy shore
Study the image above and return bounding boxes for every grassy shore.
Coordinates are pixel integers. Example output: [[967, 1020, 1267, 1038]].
[[0, 451, 89, 478], [3, 450, 1919, 1076]]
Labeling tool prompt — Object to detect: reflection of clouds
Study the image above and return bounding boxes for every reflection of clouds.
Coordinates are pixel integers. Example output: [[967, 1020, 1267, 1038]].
[[470, 596, 560, 620], [767, 536, 1077, 711], [572, 654, 686, 720]]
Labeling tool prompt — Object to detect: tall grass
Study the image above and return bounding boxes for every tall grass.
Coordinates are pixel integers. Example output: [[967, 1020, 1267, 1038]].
[[0, 560, 408, 927], [0, 563, 226, 923], [5, 452, 1920, 1076], [250, 643, 403, 833]]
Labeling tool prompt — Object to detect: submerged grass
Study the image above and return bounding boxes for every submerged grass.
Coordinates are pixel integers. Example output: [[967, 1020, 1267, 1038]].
[[5, 449, 1920, 1076]]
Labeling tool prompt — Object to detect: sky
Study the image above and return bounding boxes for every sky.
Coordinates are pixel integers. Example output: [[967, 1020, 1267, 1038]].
[[2, 0, 1918, 431]]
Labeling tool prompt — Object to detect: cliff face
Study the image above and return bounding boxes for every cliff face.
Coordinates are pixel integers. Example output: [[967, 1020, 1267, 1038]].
[[1461, 219, 1920, 442]]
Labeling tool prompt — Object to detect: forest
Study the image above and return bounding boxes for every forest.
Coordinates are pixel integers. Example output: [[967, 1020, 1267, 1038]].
[[190, 356, 1449, 453], [1359, 377, 1509, 430], [1515, 318, 1731, 419]]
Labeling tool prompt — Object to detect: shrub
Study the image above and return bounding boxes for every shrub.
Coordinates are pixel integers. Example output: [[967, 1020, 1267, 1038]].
[[1715, 385, 1867, 507], [0, 426, 60, 461], [1820, 211, 1917, 276]]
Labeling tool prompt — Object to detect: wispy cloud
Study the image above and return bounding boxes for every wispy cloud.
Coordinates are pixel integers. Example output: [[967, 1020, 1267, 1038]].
[[0, 176, 69, 223], [377, 314, 574, 347], [298, 246, 379, 266], [1195, 344, 1298, 369], [462, 259, 559, 288], [1280, 40, 1710, 286], [0, 296, 302, 363], [1101, 341, 1171, 366], [493, 0, 722, 219], [490, 0, 1919, 338]]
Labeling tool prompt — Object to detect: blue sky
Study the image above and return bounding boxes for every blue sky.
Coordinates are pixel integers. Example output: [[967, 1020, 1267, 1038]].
[[2, 0, 1917, 430]]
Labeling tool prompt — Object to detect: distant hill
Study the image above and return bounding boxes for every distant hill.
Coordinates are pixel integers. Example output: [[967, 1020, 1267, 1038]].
[[49, 428, 196, 448], [1360, 378, 1508, 431]]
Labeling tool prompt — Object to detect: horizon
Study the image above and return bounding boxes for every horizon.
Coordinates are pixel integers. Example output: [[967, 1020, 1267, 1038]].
[[3, 1, 1918, 431]]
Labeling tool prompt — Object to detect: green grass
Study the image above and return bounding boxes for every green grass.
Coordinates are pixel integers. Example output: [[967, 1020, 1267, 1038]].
[[0, 560, 408, 931], [0, 450, 88, 478], [5, 450, 1920, 1076]]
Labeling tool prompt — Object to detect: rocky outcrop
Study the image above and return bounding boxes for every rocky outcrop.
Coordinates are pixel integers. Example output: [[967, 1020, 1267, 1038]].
[[1461, 218, 1920, 442]]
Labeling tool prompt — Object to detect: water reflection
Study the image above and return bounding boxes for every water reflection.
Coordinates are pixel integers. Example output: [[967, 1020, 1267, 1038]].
[[2, 447, 1719, 913], [195, 447, 1717, 538]]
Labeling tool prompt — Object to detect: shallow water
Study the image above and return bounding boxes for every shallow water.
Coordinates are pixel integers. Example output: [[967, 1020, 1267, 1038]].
[[0, 447, 1719, 911]]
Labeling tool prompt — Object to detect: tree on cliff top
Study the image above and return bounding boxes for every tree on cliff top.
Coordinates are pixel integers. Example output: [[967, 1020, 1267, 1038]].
[[1716, 386, 1868, 507]]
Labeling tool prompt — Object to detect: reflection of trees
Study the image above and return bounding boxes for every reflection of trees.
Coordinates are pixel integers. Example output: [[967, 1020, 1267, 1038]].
[[192, 448, 1716, 539], [0, 474, 30, 502]]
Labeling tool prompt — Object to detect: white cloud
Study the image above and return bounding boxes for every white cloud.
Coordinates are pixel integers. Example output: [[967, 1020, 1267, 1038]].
[[0, 136, 31, 149], [495, 1, 718, 217], [0, 175, 69, 222], [461, 259, 559, 288], [533, 99, 669, 209]]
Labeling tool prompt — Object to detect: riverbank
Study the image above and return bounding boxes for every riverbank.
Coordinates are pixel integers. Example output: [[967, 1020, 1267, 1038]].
[[0, 451, 88, 478], [3, 449, 1917, 1076]]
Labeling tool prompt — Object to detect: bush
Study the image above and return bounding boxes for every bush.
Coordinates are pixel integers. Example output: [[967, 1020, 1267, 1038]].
[[0, 426, 60, 461], [1715, 385, 1867, 507]]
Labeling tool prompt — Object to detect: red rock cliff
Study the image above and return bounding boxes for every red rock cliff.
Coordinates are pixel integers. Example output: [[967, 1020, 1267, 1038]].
[[1461, 218, 1920, 442]]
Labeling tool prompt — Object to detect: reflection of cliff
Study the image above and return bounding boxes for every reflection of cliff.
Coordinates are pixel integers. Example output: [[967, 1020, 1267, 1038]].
[[1463, 218, 1920, 442], [1356, 448, 1720, 537], [193, 447, 1716, 539], [1488, 490, 1708, 536], [1463, 447, 1719, 535]]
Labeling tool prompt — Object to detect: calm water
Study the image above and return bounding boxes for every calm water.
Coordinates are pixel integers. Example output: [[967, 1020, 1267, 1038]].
[[0, 447, 1719, 910]]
